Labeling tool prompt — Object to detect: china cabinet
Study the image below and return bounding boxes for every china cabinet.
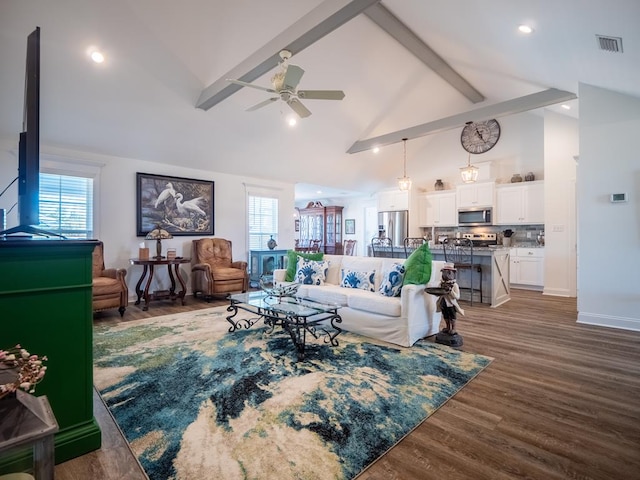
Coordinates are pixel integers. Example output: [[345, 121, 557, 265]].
[[298, 205, 344, 254]]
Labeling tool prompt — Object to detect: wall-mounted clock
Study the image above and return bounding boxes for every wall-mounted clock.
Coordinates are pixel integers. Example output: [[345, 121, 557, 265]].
[[460, 119, 501, 154]]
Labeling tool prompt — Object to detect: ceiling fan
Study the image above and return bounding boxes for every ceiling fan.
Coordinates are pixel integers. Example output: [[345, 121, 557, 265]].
[[227, 50, 345, 118]]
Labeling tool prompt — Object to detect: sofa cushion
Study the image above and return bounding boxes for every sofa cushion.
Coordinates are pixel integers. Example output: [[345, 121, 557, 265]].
[[403, 243, 433, 285], [379, 263, 405, 297], [294, 258, 328, 285], [285, 250, 324, 281], [347, 289, 402, 317], [303, 285, 350, 306], [340, 268, 376, 292]]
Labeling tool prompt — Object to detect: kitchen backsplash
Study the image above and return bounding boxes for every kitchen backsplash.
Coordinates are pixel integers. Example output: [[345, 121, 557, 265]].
[[424, 224, 545, 247]]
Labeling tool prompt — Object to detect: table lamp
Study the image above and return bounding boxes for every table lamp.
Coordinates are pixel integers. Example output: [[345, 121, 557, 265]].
[[145, 225, 173, 259]]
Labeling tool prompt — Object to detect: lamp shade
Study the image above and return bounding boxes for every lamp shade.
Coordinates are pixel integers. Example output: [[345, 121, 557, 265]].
[[146, 225, 173, 259], [145, 226, 173, 240]]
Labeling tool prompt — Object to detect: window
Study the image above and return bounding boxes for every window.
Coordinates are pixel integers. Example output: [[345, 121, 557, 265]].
[[39, 173, 94, 239], [248, 195, 278, 250]]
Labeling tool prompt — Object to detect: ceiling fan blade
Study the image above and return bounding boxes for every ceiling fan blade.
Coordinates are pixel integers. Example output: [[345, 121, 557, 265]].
[[297, 90, 345, 100], [282, 64, 305, 90], [287, 98, 312, 118], [246, 97, 279, 111], [227, 78, 276, 93]]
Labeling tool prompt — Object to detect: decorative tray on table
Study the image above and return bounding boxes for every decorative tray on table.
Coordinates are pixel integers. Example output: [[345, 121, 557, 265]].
[[424, 286, 451, 296]]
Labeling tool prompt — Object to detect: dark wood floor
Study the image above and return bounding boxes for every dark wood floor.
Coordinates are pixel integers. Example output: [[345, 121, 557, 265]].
[[54, 290, 640, 480]]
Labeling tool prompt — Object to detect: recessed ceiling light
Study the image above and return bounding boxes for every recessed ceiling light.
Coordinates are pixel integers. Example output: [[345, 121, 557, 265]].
[[90, 50, 105, 63], [372, 146, 380, 154], [518, 24, 534, 34], [316, 190, 322, 194], [561, 104, 571, 110]]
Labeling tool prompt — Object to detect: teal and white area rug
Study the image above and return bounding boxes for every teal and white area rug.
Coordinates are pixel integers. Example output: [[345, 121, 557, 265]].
[[93, 307, 492, 480]]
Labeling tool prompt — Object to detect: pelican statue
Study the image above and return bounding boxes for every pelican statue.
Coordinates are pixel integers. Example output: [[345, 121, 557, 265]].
[[154, 182, 176, 208], [175, 193, 206, 217]]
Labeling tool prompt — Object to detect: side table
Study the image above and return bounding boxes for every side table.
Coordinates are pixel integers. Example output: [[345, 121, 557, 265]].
[[130, 257, 190, 311], [0, 391, 58, 480]]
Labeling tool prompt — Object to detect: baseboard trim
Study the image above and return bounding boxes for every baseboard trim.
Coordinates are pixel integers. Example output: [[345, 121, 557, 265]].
[[577, 312, 640, 332], [543, 287, 574, 297]]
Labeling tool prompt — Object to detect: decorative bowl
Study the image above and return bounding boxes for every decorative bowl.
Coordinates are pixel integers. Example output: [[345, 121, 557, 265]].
[[260, 279, 299, 298]]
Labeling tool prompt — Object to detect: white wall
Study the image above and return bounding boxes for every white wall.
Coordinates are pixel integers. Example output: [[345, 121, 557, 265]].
[[0, 142, 296, 298], [543, 111, 578, 297], [577, 84, 640, 331]]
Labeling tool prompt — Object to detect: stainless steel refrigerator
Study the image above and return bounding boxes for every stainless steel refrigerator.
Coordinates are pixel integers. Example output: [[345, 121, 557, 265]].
[[377, 210, 408, 248]]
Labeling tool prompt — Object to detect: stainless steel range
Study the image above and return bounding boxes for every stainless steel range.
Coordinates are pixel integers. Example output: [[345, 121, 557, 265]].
[[462, 232, 497, 247]]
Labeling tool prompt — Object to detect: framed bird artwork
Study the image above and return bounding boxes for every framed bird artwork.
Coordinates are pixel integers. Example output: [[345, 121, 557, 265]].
[[136, 172, 214, 236]]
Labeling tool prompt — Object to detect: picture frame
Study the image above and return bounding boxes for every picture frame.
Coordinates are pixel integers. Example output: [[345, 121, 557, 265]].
[[345, 218, 355, 235], [136, 172, 214, 236]]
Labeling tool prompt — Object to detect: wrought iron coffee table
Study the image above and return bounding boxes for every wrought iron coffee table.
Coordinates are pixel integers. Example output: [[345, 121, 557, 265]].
[[227, 291, 343, 361]]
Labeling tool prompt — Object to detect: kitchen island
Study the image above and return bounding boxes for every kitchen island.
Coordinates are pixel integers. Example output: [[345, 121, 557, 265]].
[[430, 245, 511, 307]]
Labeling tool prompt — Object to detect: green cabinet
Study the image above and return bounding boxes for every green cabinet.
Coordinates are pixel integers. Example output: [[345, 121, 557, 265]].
[[0, 239, 101, 472]]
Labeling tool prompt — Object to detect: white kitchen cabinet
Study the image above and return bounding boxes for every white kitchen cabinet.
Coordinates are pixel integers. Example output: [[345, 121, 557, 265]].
[[456, 181, 495, 208], [496, 181, 544, 225], [510, 247, 544, 287], [377, 190, 409, 211], [419, 191, 457, 227]]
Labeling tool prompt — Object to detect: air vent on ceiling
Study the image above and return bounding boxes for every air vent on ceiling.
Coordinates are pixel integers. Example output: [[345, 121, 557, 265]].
[[596, 35, 623, 53]]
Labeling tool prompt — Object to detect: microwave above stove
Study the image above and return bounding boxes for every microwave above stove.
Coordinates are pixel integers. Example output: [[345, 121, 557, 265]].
[[458, 207, 492, 226]]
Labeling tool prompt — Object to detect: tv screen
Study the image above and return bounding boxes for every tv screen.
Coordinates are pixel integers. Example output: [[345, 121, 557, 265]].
[[18, 26, 41, 227]]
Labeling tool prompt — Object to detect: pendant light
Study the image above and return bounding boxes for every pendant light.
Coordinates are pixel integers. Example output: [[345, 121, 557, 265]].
[[398, 138, 412, 191], [460, 152, 479, 183]]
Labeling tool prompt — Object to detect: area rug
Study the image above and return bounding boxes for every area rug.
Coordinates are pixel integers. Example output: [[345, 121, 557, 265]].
[[93, 307, 492, 480]]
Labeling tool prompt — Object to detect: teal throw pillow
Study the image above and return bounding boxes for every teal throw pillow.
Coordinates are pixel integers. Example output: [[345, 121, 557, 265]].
[[402, 243, 432, 285], [285, 250, 324, 282]]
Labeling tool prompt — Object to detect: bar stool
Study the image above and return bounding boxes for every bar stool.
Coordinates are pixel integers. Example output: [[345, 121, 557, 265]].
[[442, 238, 482, 305]]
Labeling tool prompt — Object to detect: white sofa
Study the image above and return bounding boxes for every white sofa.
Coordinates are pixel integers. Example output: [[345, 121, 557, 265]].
[[273, 254, 445, 347]]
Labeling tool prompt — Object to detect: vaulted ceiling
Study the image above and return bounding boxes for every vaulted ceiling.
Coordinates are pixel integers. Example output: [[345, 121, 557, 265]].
[[1, 0, 638, 200]]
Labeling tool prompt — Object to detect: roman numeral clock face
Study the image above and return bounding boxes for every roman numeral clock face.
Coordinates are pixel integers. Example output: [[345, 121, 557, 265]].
[[460, 119, 501, 154]]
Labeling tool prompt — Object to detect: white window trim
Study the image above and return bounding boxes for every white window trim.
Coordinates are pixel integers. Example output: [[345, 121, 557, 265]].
[[40, 154, 103, 239]]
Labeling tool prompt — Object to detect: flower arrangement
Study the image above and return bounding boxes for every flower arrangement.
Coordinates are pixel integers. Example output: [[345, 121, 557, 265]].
[[0, 344, 48, 400]]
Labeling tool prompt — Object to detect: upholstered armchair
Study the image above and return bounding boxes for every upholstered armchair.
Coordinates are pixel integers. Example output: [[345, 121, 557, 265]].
[[191, 238, 248, 300], [92, 241, 128, 316]]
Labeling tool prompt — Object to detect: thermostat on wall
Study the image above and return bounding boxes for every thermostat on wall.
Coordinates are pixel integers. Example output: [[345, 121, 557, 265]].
[[610, 193, 627, 203]]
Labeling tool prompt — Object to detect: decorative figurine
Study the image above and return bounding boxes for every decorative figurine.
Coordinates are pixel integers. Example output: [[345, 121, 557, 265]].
[[426, 262, 465, 348]]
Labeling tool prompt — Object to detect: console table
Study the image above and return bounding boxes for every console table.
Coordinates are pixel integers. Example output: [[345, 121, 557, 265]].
[[130, 257, 190, 311], [249, 249, 287, 287]]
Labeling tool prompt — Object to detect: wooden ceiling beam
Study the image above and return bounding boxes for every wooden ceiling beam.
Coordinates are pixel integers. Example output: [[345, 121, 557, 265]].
[[347, 88, 577, 154], [364, 3, 484, 104]]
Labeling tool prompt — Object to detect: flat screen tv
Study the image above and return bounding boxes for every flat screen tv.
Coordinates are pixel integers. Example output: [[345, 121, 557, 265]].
[[1, 27, 59, 238]]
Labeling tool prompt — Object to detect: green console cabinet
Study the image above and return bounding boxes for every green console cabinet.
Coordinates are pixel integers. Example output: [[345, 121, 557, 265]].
[[0, 239, 101, 472]]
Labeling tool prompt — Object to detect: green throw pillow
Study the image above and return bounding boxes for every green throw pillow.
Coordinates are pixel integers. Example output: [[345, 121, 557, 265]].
[[285, 250, 324, 282], [402, 243, 432, 285]]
